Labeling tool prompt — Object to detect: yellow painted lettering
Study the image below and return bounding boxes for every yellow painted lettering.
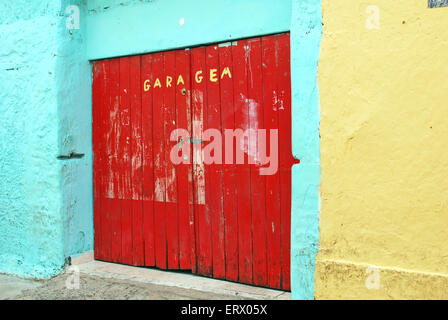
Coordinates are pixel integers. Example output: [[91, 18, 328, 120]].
[[166, 76, 173, 88], [177, 75, 185, 86], [154, 78, 161, 88], [221, 67, 232, 79], [210, 69, 218, 82], [195, 70, 203, 83], [143, 79, 151, 91]]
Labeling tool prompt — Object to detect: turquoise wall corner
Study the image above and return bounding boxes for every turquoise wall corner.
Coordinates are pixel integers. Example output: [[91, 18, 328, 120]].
[[57, 0, 94, 261], [290, 0, 322, 300]]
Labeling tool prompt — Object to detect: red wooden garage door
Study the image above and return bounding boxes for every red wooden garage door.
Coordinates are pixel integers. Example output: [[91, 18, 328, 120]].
[[92, 33, 295, 290]]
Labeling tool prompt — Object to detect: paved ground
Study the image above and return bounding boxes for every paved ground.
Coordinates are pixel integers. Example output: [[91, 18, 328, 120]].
[[0, 274, 43, 300], [1, 273, 246, 300], [1, 252, 291, 300]]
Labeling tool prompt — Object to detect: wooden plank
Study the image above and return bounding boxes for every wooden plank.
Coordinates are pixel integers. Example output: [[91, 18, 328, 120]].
[[205, 44, 225, 280], [175, 49, 194, 270], [247, 37, 268, 287], [276, 33, 292, 291], [98, 60, 112, 262], [191, 46, 212, 276], [92, 61, 102, 261], [232, 40, 253, 284], [119, 56, 133, 265], [219, 42, 238, 282], [163, 50, 180, 269], [129, 55, 144, 266], [109, 58, 122, 263], [152, 52, 168, 269], [141, 54, 155, 266], [262, 35, 282, 289]]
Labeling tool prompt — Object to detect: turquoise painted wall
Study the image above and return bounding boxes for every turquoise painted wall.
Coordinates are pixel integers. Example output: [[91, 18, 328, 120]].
[[290, 0, 321, 300], [0, 0, 64, 278], [86, 0, 291, 59], [0, 0, 92, 278], [57, 0, 93, 261]]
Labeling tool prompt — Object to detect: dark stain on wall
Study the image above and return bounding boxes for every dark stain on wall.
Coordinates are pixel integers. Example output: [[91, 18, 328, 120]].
[[429, 0, 448, 8]]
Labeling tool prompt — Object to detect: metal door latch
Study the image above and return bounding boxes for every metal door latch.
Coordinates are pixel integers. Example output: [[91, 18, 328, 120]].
[[189, 138, 203, 144]]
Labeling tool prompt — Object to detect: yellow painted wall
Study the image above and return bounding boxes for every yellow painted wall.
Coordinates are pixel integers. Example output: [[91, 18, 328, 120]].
[[316, 0, 448, 299]]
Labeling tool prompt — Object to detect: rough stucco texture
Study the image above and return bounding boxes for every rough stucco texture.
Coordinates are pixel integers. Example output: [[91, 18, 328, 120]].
[[0, 0, 64, 278], [289, 0, 321, 300], [0, 0, 92, 278], [57, 0, 93, 261], [316, 0, 448, 299]]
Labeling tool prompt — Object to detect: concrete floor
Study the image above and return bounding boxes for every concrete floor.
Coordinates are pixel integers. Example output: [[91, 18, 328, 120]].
[[0, 274, 43, 299], [2, 273, 251, 300], [1, 252, 291, 300]]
